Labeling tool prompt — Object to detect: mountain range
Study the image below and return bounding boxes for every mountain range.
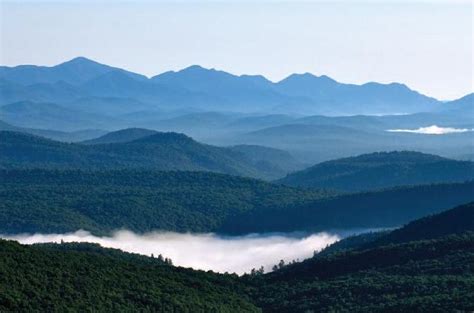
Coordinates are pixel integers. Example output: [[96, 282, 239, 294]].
[[2, 56, 463, 116], [1, 57, 473, 165]]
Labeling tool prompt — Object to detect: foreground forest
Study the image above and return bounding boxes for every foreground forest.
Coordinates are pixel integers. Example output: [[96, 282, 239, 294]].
[[1, 203, 473, 312]]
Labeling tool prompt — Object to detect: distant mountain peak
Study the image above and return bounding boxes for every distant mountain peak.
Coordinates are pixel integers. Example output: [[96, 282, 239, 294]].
[[182, 65, 210, 72], [82, 128, 159, 145], [60, 56, 98, 65], [133, 131, 195, 145], [278, 73, 338, 86]]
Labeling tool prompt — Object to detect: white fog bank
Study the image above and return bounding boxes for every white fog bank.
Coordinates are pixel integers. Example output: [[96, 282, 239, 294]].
[[2, 230, 340, 274], [387, 125, 473, 135]]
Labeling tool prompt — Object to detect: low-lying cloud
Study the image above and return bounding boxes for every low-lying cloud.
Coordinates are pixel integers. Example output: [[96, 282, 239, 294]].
[[387, 125, 473, 135], [3, 230, 340, 274]]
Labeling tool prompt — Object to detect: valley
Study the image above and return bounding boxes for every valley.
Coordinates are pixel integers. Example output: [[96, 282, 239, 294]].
[[0, 39, 473, 312]]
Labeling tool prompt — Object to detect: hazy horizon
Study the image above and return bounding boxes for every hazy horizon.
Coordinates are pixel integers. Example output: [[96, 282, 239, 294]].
[[1, 0, 472, 100]]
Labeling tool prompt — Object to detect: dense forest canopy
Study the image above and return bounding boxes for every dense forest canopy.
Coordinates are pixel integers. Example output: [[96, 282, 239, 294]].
[[2, 202, 473, 312], [0, 240, 259, 312], [0, 169, 330, 234], [1, 168, 473, 235]]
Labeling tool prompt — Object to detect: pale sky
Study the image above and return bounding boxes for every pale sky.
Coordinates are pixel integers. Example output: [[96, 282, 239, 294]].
[[0, 0, 472, 100]]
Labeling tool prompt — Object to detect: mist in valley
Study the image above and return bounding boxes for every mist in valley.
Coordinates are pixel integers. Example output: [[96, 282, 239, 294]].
[[3, 230, 342, 274]]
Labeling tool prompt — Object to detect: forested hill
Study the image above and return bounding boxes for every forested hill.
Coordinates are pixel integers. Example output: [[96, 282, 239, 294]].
[[0, 169, 330, 235], [251, 202, 474, 312], [0, 240, 259, 312], [2, 210, 473, 312], [252, 232, 474, 312], [81, 128, 158, 144], [1, 168, 473, 235], [224, 181, 474, 234], [317, 201, 474, 256], [372, 202, 474, 246], [277, 151, 474, 191], [0, 130, 295, 179]]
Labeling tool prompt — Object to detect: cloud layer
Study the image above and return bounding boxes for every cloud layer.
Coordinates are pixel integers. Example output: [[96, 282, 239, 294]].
[[387, 125, 472, 135], [3, 230, 340, 274]]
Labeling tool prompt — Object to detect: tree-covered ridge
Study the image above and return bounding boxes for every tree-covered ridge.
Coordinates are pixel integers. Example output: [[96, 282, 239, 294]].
[[277, 151, 474, 191], [0, 130, 297, 180], [2, 231, 473, 312], [317, 202, 474, 256], [0, 240, 259, 312], [81, 127, 158, 144], [252, 233, 474, 312], [257, 200, 474, 311], [372, 201, 474, 246], [1, 169, 473, 235], [224, 181, 474, 233], [0, 169, 331, 235]]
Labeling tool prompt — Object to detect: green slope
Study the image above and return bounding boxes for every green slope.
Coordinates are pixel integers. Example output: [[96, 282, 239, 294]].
[[0, 130, 294, 179], [318, 202, 474, 256], [251, 202, 474, 312], [372, 202, 474, 246], [2, 203, 474, 312], [0, 240, 258, 312], [1, 168, 472, 235], [224, 181, 474, 233], [252, 233, 474, 312], [0, 169, 329, 235], [277, 151, 474, 191]]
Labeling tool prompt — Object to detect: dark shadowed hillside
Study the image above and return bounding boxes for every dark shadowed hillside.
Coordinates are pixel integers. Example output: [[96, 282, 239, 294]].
[[373, 202, 474, 246], [224, 181, 474, 233], [250, 202, 474, 312], [318, 202, 474, 256], [252, 232, 474, 312]]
